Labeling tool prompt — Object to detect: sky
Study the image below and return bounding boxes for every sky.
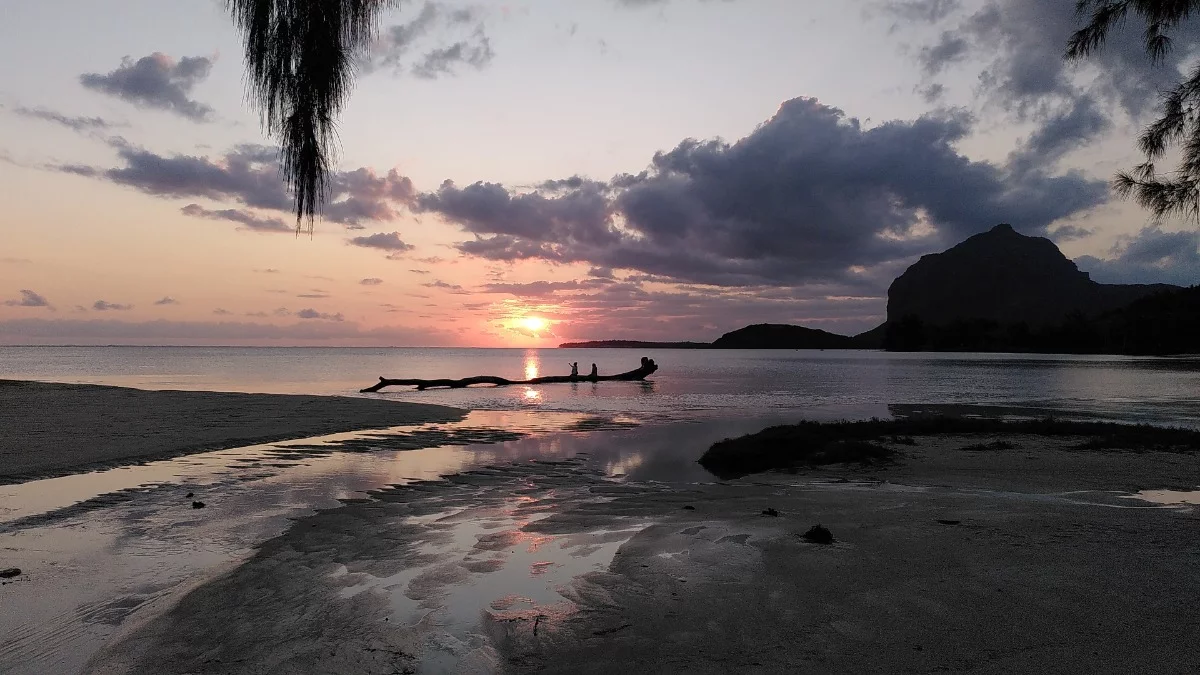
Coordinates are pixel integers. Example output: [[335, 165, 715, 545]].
[[1, 0, 1198, 346]]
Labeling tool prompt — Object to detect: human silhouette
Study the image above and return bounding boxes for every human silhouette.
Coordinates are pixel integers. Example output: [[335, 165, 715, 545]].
[[569, 362, 579, 377], [589, 363, 598, 378]]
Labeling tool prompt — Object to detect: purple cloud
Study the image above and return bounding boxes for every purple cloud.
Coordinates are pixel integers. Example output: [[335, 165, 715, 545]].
[[80, 53, 214, 121]]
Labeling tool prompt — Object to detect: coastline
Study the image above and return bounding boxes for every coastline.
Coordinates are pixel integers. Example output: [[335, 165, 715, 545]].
[[3, 377, 1199, 672], [83, 431, 1200, 674], [0, 380, 465, 484]]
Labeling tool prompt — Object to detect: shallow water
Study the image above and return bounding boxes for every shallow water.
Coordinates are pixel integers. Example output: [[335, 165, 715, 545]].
[[3, 408, 1195, 674], [2, 346, 1198, 426], [0, 410, 816, 674]]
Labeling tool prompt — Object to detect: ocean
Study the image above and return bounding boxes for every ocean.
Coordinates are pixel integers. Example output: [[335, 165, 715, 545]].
[[2, 346, 1198, 427]]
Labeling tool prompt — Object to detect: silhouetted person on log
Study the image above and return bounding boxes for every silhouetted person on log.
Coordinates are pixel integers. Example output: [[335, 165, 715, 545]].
[[569, 362, 579, 378], [589, 363, 598, 378]]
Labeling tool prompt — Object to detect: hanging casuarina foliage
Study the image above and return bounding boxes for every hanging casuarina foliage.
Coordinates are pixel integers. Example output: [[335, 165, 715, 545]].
[[1068, 1, 1200, 221], [225, 0, 397, 232]]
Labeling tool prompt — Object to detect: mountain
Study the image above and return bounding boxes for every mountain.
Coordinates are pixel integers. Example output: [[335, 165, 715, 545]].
[[557, 340, 711, 349], [883, 224, 1189, 354], [710, 324, 854, 349], [887, 224, 1176, 327], [560, 324, 865, 349], [561, 224, 1192, 355]]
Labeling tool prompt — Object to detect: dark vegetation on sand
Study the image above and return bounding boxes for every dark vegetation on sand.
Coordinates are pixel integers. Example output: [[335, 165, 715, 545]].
[[699, 418, 1200, 478]]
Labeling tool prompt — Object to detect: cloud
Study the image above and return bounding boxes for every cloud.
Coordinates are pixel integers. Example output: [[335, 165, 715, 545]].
[[213, 308, 233, 316], [366, 2, 494, 78], [1076, 226, 1200, 287], [918, 35, 969, 75], [348, 231, 415, 251], [181, 203, 293, 234], [423, 97, 1106, 288], [11, 106, 120, 132], [483, 279, 611, 298], [881, 0, 961, 24], [255, 268, 281, 274], [360, 278, 384, 286], [909, 1, 1200, 120], [412, 31, 495, 79], [154, 296, 179, 306], [422, 280, 469, 294], [3, 289, 52, 309], [297, 292, 330, 299], [1007, 96, 1111, 175], [58, 143, 415, 228], [615, 0, 742, 6], [93, 300, 133, 311], [0, 318, 461, 346], [80, 53, 214, 122], [296, 308, 345, 321]]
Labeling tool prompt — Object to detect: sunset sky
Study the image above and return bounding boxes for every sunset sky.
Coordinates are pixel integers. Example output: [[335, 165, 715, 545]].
[[2, 0, 1197, 346]]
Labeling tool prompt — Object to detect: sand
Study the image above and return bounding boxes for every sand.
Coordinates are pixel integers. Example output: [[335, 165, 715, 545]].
[[84, 433, 1200, 674], [0, 380, 464, 483]]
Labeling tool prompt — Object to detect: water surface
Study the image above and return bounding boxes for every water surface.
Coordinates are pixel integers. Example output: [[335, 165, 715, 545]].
[[3, 346, 1198, 426]]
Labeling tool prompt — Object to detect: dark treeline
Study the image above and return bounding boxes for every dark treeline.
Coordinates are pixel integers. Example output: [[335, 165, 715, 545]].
[[884, 286, 1199, 355]]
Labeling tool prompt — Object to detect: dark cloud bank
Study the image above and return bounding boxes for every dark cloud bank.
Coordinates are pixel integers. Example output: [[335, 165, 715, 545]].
[[420, 97, 1109, 289], [57, 142, 416, 231]]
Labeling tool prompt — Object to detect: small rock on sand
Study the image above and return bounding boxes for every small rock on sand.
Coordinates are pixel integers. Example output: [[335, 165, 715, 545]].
[[0, 568, 21, 579], [802, 524, 834, 544], [192, 501, 206, 509], [761, 508, 780, 517]]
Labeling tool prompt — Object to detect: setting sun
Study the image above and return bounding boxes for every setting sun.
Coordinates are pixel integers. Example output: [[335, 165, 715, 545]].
[[518, 317, 549, 333]]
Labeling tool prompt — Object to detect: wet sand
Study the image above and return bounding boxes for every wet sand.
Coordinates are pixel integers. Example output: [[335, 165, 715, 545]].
[[84, 433, 1200, 674], [0, 380, 463, 483]]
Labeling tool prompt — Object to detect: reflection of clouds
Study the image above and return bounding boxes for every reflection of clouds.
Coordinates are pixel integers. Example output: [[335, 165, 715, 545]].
[[605, 452, 645, 477]]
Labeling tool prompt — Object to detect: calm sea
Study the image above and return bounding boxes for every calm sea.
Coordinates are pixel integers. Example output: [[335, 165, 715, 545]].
[[2, 346, 1198, 428]]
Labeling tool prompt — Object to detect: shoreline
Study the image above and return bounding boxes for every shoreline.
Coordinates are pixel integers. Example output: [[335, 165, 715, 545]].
[[82, 430, 1200, 674], [0, 380, 465, 484]]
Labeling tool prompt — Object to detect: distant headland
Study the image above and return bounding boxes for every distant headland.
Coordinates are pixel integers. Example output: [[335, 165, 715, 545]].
[[561, 224, 1197, 356]]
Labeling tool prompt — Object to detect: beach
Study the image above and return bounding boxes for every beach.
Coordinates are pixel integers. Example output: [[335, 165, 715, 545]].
[[2, 377, 1199, 673], [0, 380, 463, 482], [86, 433, 1200, 674]]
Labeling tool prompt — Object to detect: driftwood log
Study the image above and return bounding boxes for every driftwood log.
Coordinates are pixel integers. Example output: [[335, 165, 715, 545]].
[[361, 359, 659, 392]]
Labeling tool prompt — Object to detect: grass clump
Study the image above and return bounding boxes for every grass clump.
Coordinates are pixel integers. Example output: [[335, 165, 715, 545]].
[[698, 417, 1200, 479]]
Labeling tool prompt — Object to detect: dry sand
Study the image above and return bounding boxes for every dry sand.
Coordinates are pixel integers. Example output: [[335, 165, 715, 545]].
[[0, 380, 463, 483], [86, 433, 1200, 674]]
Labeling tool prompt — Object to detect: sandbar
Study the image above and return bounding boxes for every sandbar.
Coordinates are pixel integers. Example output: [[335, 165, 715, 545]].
[[0, 380, 463, 483]]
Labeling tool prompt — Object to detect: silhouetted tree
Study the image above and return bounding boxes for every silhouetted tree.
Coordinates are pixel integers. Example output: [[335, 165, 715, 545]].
[[1068, 1, 1200, 220], [225, 0, 397, 232]]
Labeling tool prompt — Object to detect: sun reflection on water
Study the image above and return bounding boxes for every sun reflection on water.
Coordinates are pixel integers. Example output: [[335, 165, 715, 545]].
[[524, 350, 540, 380], [523, 388, 542, 402]]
